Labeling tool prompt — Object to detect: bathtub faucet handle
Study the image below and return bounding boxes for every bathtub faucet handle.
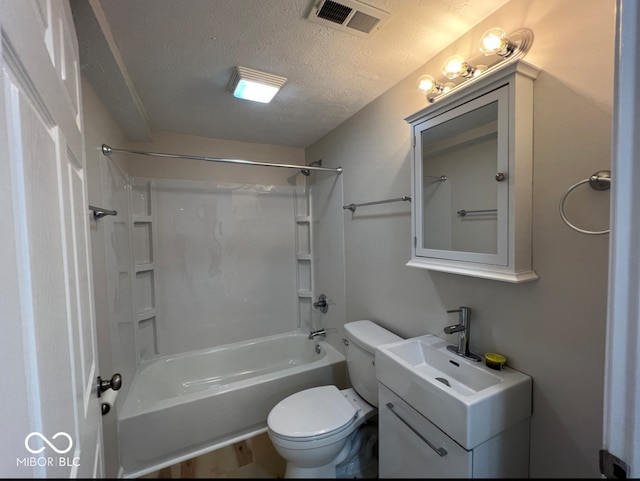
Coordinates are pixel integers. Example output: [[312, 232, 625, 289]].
[[313, 294, 329, 313]]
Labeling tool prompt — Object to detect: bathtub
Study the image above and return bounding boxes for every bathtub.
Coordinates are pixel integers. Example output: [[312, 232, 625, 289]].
[[118, 331, 346, 477]]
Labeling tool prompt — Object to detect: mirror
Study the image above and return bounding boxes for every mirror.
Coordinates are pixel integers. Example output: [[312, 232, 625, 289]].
[[421, 100, 499, 255], [413, 85, 508, 267]]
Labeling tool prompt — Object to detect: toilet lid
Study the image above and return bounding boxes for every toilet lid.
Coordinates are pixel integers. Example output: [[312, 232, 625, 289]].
[[267, 385, 357, 438]]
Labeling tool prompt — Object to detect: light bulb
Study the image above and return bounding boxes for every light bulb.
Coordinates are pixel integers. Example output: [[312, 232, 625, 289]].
[[479, 27, 511, 57], [443, 55, 470, 80], [417, 74, 437, 93]]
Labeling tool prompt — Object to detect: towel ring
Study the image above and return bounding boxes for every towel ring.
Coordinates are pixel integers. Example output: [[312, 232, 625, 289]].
[[559, 170, 611, 235]]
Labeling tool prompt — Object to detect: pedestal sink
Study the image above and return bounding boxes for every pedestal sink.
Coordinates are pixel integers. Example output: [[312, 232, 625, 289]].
[[375, 334, 532, 450]]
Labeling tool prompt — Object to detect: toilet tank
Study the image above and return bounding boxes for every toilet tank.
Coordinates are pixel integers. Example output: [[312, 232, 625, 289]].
[[344, 320, 402, 407]]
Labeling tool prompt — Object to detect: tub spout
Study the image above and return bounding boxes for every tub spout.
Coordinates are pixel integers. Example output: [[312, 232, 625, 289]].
[[309, 329, 327, 340]]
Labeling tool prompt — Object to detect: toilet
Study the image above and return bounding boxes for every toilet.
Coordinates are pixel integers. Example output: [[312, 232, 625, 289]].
[[267, 320, 402, 478]]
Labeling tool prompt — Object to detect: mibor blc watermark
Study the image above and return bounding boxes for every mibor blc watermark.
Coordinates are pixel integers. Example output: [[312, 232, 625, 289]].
[[17, 432, 80, 468]]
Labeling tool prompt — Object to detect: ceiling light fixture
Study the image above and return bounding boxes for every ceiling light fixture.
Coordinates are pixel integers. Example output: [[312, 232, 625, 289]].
[[227, 66, 287, 104], [417, 27, 533, 103]]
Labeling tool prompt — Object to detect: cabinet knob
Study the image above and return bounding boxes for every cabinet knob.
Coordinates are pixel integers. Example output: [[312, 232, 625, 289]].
[[495, 172, 506, 182]]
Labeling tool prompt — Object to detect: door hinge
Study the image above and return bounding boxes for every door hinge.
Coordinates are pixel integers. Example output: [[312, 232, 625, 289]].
[[414, 236, 417, 248], [600, 449, 629, 479]]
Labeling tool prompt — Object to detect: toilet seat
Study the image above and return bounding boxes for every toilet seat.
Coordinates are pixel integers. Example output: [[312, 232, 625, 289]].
[[268, 385, 358, 440]]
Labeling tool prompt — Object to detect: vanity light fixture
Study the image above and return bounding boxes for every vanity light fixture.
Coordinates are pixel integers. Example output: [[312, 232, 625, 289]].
[[227, 66, 287, 104], [417, 27, 533, 103]]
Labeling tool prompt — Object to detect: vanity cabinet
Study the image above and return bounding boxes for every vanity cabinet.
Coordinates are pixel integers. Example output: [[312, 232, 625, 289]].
[[406, 60, 540, 282], [378, 384, 530, 478]]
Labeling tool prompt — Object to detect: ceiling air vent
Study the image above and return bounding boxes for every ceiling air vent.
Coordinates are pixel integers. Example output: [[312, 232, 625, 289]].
[[307, 0, 390, 38]]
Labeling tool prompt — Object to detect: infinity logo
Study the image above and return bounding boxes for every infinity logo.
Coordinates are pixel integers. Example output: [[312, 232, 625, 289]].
[[25, 432, 73, 454]]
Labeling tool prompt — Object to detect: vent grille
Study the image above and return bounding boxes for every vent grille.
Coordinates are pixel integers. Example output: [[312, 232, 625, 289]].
[[317, 0, 352, 24], [307, 0, 390, 37]]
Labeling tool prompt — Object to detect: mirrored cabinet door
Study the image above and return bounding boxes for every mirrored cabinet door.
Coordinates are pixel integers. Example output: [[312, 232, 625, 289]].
[[415, 86, 508, 265], [406, 60, 540, 283]]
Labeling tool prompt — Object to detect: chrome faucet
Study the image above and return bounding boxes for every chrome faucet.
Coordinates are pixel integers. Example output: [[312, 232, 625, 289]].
[[308, 328, 327, 340], [444, 307, 482, 362]]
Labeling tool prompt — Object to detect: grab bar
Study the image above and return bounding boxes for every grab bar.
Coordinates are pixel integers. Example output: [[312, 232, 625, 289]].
[[343, 195, 411, 213], [89, 205, 118, 220], [457, 208, 497, 217], [559, 170, 611, 235]]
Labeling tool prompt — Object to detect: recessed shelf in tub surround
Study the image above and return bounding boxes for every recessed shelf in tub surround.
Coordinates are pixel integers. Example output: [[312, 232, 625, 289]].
[[131, 179, 160, 362], [295, 177, 314, 330]]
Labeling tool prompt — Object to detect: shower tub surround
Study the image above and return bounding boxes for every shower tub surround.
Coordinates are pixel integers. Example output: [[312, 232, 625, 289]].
[[118, 331, 346, 477], [99, 171, 347, 476]]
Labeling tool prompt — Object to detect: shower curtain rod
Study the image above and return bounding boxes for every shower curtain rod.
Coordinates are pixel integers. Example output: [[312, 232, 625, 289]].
[[101, 144, 343, 176]]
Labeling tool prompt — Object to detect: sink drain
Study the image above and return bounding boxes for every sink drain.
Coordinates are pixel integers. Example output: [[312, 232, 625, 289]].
[[436, 377, 450, 387]]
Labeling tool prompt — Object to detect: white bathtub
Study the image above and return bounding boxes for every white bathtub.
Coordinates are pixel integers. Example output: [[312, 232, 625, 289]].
[[118, 331, 346, 477]]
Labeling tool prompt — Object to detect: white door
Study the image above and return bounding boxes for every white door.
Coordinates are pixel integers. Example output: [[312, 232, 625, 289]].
[[602, 0, 640, 478], [0, 0, 103, 477]]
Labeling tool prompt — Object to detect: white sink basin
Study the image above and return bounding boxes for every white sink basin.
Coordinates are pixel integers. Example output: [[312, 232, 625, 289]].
[[375, 334, 532, 450]]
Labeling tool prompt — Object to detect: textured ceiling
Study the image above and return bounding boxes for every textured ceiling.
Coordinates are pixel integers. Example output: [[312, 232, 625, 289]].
[[72, 0, 510, 149]]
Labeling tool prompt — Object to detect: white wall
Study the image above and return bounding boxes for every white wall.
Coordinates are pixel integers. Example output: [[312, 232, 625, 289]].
[[306, 0, 615, 477], [149, 178, 299, 356]]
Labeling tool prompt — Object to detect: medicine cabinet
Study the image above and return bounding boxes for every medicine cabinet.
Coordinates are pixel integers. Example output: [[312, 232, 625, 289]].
[[406, 60, 540, 283]]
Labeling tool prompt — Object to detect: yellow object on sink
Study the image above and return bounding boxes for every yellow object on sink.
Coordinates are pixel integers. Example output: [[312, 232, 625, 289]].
[[484, 353, 507, 370]]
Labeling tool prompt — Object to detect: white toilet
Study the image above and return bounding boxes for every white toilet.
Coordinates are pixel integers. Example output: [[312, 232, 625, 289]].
[[267, 320, 402, 478]]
